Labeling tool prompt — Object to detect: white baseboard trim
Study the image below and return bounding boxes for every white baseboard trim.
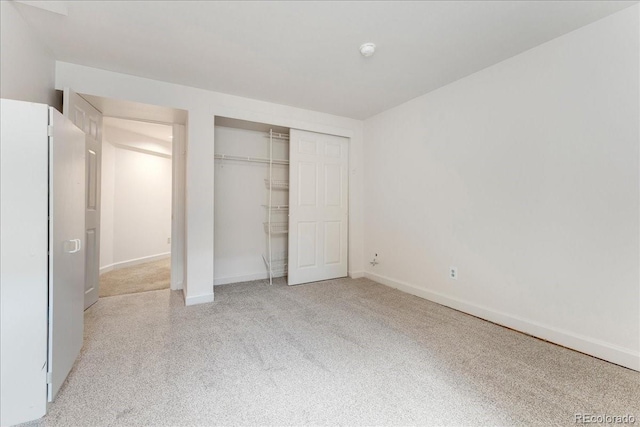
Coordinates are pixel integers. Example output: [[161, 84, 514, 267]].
[[349, 270, 365, 279], [99, 265, 114, 275], [185, 292, 214, 306], [100, 253, 170, 275], [365, 271, 639, 371], [214, 271, 285, 286]]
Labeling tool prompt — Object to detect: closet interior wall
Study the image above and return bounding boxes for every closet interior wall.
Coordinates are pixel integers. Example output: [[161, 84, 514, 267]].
[[214, 118, 289, 286]]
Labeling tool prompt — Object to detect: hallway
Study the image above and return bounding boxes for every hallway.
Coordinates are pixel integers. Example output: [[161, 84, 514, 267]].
[[99, 258, 171, 297]]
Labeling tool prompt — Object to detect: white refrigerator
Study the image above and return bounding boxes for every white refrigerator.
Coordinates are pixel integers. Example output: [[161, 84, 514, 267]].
[[0, 99, 86, 426]]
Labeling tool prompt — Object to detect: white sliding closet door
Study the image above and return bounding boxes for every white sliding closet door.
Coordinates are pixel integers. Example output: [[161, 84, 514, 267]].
[[288, 129, 348, 285]]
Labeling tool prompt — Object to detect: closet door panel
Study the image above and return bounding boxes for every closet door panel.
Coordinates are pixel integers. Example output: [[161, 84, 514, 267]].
[[323, 221, 342, 265], [298, 162, 318, 206], [297, 222, 318, 268], [289, 129, 348, 285], [324, 164, 342, 207]]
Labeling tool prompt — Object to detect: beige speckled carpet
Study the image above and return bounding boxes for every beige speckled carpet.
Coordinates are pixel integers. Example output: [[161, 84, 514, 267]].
[[99, 258, 170, 297], [27, 277, 639, 426]]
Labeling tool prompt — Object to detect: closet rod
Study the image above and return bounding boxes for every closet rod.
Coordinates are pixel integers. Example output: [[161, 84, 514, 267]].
[[261, 204, 289, 210], [263, 134, 289, 141], [214, 154, 289, 165]]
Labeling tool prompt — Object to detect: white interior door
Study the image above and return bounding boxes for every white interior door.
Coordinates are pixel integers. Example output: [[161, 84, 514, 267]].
[[63, 89, 103, 309], [288, 129, 348, 285], [48, 107, 86, 401]]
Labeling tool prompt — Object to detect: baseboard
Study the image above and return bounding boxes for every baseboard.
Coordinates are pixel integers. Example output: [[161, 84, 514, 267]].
[[99, 265, 115, 275], [214, 271, 285, 286], [349, 270, 365, 279], [185, 292, 214, 306], [99, 253, 170, 275], [365, 271, 640, 371]]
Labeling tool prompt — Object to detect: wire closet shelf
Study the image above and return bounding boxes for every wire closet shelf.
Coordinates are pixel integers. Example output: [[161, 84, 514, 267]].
[[214, 154, 289, 165], [264, 179, 289, 190], [264, 129, 289, 285], [262, 251, 288, 275], [262, 204, 289, 211]]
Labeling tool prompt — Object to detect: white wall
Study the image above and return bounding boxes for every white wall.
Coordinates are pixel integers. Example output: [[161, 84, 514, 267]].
[[364, 6, 640, 371], [55, 62, 365, 306], [100, 126, 172, 271], [0, 1, 57, 106], [113, 147, 172, 265], [214, 126, 289, 284]]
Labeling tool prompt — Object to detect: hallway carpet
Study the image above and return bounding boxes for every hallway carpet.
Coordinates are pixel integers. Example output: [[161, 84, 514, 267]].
[[29, 278, 639, 426], [99, 258, 171, 297]]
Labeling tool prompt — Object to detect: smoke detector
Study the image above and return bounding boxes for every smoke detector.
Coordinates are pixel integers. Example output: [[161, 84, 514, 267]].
[[359, 43, 376, 57]]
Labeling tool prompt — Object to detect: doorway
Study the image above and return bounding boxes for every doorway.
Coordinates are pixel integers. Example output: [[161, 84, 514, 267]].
[[63, 91, 187, 303], [98, 118, 173, 297]]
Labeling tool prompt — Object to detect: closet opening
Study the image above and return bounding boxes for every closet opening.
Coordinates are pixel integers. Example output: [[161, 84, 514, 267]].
[[214, 117, 350, 288], [214, 117, 290, 286]]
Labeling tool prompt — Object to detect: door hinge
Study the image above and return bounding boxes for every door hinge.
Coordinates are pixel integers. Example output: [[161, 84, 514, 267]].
[[46, 371, 53, 384], [47, 125, 54, 137]]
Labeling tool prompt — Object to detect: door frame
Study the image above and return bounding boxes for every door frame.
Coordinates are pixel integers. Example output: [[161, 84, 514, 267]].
[[65, 90, 188, 294], [171, 124, 186, 290], [99, 116, 187, 291]]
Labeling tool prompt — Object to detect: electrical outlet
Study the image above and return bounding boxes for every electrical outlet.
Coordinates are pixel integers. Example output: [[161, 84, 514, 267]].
[[370, 253, 379, 267], [167, 237, 171, 244], [449, 267, 458, 280]]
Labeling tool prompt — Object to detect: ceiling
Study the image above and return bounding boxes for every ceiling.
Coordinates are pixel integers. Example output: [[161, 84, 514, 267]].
[[15, 1, 636, 119]]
